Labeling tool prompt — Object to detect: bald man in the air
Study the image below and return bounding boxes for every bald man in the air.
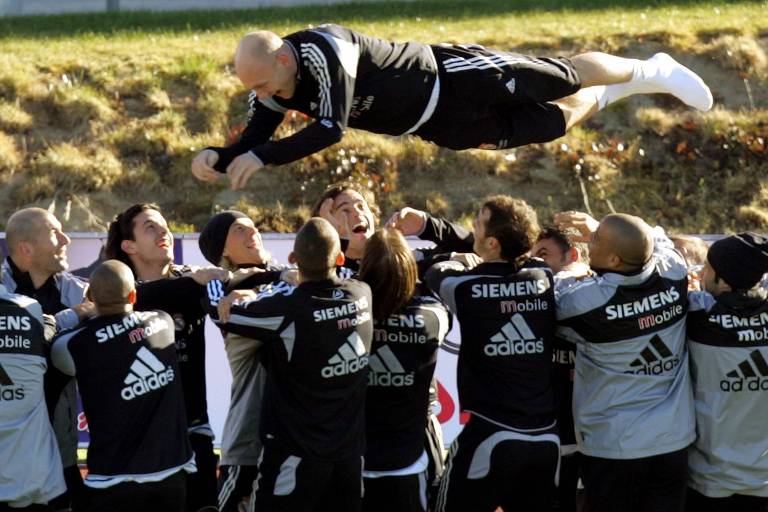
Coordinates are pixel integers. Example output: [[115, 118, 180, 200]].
[[192, 24, 713, 189], [553, 211, 693, 512]]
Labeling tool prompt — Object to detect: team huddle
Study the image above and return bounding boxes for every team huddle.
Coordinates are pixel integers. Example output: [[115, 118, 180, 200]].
[[3, 19, 764, 512], [2, 190, 766, 512]]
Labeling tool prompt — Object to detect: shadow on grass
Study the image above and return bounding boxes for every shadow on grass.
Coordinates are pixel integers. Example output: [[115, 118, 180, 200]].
[[0, 0, 757, 39]]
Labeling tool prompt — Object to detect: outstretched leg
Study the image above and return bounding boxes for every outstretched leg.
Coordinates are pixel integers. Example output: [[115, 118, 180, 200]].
[[571, 52, 636, 86]]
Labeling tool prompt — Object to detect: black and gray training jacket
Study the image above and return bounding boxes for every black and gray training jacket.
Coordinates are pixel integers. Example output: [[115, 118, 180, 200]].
[[1, 257, 87, 470], [206, 276, 373, 461], [51, 310, 195, 488], [364, 289, 451, 473], [0, 284, 65, 507], [555, 230, 695, 460], [134, 267, 212, 437], [425, 258, 557, 431], [687, 289, 768, 498], [217, 263, 284, 467]]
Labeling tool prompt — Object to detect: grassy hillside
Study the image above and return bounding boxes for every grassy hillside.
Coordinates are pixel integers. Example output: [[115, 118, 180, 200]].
[[0, 0, 766, 233]]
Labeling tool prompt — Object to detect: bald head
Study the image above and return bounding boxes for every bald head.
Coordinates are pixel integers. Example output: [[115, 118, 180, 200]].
[[235, 31, 283, 68], [292, 218, 341, 280], [88, 260, 135, 310], [234, 30, 297, 100], [594, 214, 653, 270], [6, 208, 50, 252]]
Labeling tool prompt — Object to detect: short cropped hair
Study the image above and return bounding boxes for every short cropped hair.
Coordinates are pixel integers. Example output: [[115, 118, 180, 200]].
[[537, 225, 589, 263], [482, 195, 539, 262], [293, 218, 340, 281]]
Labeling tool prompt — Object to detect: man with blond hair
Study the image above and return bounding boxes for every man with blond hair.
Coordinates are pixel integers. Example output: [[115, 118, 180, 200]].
[[2, 207, 92, 510]]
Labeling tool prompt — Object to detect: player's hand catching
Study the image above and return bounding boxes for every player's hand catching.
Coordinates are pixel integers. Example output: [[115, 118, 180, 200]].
[[191, 149, 221, 183], [218, 289, 258, 323], [451, 252, 483, 269], [226, 152, 264, 190], [554, 211, 599, 243], [318, 198, 343, 234], [387, 207, 427, 236]]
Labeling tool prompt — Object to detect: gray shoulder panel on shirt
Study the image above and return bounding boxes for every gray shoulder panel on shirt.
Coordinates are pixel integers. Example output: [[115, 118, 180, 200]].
[[555, 276, 615, 321], [688, 291, 716, 312], [51, 326, 87, 376]]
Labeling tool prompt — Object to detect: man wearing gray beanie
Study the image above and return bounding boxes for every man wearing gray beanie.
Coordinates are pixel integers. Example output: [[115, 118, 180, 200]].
[[686, 232, 768, 511], [199, 211, 285, 512]]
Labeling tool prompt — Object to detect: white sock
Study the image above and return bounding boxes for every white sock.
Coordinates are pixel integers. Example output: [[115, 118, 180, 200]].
[[631, 57, 660, 83], [595, 53, 712, 112]]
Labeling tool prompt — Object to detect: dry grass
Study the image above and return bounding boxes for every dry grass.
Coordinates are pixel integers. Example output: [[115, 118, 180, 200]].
[[0, 0, 766, 232]]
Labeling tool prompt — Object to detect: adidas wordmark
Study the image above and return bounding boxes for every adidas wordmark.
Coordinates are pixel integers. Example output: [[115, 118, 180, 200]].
[[485, 314, 544, 356], [121, 347, 175, 401]]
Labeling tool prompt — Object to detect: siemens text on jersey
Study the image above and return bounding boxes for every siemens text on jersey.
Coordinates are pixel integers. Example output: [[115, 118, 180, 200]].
[[605, 286, 683, 326], [96, 312, 171, 343], [471, 280, 548, 298], [0, 315, 32, 331], [709, 312, 768, 343], [313, 296, 370, 322]]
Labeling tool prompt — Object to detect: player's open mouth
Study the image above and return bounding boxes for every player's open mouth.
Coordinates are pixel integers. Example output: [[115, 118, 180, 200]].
[[352, 224, 368, 234]]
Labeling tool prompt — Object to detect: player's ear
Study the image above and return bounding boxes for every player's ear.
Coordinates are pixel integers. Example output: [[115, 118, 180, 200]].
[[568, 247, 580, 264], [127, 288, 137, 305], [288, 251, 297, 265], [121, 239, 137, 256], [276, 50, 291, 67], [335, 251, 345, 267]]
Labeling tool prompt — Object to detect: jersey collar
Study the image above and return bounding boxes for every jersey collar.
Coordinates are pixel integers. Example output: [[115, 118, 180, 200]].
[[284, 39, 301, 82]]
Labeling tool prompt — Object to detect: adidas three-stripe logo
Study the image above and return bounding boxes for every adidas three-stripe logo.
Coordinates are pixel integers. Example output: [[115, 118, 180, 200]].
[[442, 53, 537, 73], [368, 345, 414, 387], [484, 313, 544, 357], [321, 332, 369, 379], [300, 43, 332, 118], [121, 346, 175, 401], [626, 335, 680, 375], [720, 349, 768, 392]]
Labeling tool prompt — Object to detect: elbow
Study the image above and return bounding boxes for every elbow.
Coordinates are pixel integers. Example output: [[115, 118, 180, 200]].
[[331, 129, 344, 144], [328, 127, 344, 145]]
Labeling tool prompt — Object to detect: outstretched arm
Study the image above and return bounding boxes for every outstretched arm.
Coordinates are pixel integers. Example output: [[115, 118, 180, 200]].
[[191, 94, 285, 184], [205, 279, 295, 340]]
